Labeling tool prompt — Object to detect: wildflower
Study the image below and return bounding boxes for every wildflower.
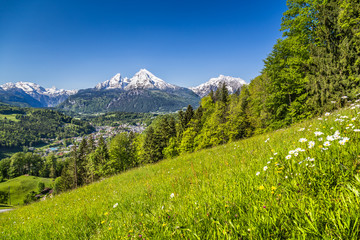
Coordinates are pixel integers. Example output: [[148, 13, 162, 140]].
[[263, 206, 266, 208], [271, 186, 277, 191], [170, 193, 175, 198], [113, 203, 118, 208], [265, 138, 270, 143], [299, 128, 305, 131], [285, 176, 288, 179], [326, 136, 334, 141], [294, 152, 299, 156], [341, 96, 348, 99], [108, 227, 112, 231], [354, 129, 360, 132], [267, 161, 271, 164], [325, 112, 330, 116], [324, 141, 331, 147], [289, 150, 295, 155], [285, 155, 291, 159], [104, 212, 109, 216], [308, 141, 315, 148], [258, 185, 265, 190], [101, 220, 105, 224], [314, 131, 324, 136], [343, 137, 350, 142], [162, 223, 167, 227], [339, 140, 346, 145], [274, 152, 278, 155], [270, 157, 274, 160], [263, 166, 268, 171], [256, 171, 260, 176], [318, 138, 323, 141], [299, 138, 307, 143], [331, 101, 336, 103]]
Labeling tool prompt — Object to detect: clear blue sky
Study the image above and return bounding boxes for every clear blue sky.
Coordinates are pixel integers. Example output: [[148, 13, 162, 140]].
[[0, 0, 287, 90]]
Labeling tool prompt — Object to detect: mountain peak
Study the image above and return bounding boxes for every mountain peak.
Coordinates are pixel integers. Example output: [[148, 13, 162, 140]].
[[190, 75, 247, 97]]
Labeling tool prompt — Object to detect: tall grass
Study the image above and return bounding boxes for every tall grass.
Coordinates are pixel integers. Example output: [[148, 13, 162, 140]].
[[1, 105, 360, 239]]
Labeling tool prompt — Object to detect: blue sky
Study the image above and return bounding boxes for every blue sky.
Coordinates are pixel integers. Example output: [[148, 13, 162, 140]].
[[0, 0, 287, 89]]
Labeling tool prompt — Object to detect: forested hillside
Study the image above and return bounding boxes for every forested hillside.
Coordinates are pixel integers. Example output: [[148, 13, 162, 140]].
[[0, 105, 94, 149]]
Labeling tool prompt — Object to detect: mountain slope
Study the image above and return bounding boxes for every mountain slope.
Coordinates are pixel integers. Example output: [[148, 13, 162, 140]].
[[1, 107, 360, 238], [58, 87, 200, 113], [190, 75, 247, 97]]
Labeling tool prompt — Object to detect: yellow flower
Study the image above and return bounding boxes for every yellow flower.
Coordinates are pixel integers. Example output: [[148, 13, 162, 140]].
[[258, 185, 265, 190], [108, 227, 112, 231], [318, 145, 323, 148], [225, 205, 229, 208], [323, 126, 326, 128], [104, 212, 109, 216], [278, 194, 282, 197], [271, 191, 274, 194], [101, 220, 105, 224], [271, 186, 277, 191], [162, 223, 167, 227]]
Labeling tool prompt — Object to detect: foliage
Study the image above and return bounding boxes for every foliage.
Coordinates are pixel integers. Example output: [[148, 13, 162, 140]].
[[2, 107, 360, 238], [0, 105, 94, 149]]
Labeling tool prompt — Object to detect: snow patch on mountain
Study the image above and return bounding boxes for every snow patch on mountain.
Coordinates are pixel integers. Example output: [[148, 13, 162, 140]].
[[95, 69, 178, 91], [0, 82, 77, 107], [190, 75, 247, 97]]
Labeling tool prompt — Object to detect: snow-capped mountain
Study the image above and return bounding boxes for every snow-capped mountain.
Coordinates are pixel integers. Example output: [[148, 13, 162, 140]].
[[95, 69, 178, 91], [95, 73, 130, 90], [190, 75, 247, 98], [0, 82, 77, 107]]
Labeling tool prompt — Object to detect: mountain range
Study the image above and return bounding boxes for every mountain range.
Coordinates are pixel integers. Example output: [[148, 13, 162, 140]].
[[0, 69, 246, 112]]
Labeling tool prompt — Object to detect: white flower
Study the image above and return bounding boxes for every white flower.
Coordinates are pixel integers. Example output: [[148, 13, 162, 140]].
[[274, 153, 278, 155], [263, 166, 268, 171], [331, 101, 336, 103], [354, 129, 360, 132], [318, 118, 323, 120], [298, 128, 305, 131], [294, 152, 299, 156], [308, 141, 315, 148], [324, 141, 331, 147], [318, 138, 323, 141], [285, 176, 288, 179], [113, 203, 118, 208], [256, 171, 260, 176], [339, 140, 345, 145], [299, 138, 307, 143], [341, 96, 348, 99], [314, 131, 324, 136], [265, 138, 270, 143], [326, 135, 334, 141], [267, 161, 271, 164], [343, 137, 350, 142], [325, 112, 330, 116], [286, 155, 291, 159], [289, 150, 295, 155], [270, 157, 274, 160], [170, 193, 175, 198]]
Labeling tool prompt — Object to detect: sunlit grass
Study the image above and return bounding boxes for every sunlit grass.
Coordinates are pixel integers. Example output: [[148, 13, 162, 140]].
[[1, 105, 360, 239]]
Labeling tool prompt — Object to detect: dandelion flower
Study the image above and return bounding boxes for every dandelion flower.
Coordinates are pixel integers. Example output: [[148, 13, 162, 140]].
[[271, 186, 277, 191], [258, 185, 265, 190]]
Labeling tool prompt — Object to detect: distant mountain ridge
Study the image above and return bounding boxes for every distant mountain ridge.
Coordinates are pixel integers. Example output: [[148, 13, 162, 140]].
[[190, 75, 247, 98], [0, 69, 247, 112], [0, 82, 77, 107]]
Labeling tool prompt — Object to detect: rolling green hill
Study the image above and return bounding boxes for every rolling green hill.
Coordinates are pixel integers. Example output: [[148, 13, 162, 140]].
[[0, 175, 53, 206], [1, 106, 360, 238], [0, 105, 94, 150]]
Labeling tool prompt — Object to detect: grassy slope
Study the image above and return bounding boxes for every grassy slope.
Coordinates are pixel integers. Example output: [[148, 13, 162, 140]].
[[1, 107, 360, 239], [0, 176, 53, 206]]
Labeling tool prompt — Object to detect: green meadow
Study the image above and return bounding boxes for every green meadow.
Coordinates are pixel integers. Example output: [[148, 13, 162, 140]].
[[0, 175, 53, 206], [1, 106, 360, 239]]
